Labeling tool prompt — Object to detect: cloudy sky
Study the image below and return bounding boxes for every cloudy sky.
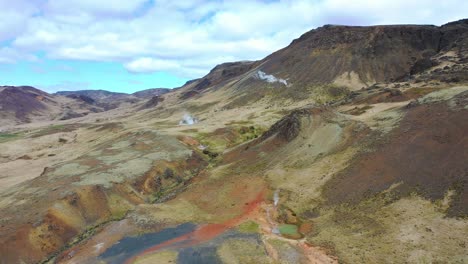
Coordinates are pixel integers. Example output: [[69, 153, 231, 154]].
[[0, 0, 466, 93]]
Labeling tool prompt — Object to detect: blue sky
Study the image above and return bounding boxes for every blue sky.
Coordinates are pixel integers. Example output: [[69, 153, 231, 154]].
[[0, 57, 184, 93], [0, 0, 467, 93]]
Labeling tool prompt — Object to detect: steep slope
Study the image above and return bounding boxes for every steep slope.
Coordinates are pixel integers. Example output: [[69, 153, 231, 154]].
[[262, 24, 440, 86], [0, 86, 57, 126], [324, 88, 468, 216], [180, 61, 256, 99], [175, 19, 468, 109], [132, 88, 171, 98], [259, 19, 468, 88]]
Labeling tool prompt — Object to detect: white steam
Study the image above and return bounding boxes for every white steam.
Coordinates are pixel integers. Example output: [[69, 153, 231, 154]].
[[273, 189, 280, 207], [267, 189, 281, 235], [198, 144, 207, 150], [179, 113, 198, 125], [93, 242, 104, 253], [255, 71, 288, 86]]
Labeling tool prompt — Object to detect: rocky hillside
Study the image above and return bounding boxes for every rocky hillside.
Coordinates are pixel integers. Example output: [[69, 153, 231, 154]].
[[132, 88, 171, 98], [0, 86, 52, 123], [260, 19, 468, 86], [179, 19, 468, 106]]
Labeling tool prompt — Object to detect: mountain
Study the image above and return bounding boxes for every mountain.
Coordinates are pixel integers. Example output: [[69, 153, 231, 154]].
[[0, 86, 56, 126], [132, 88, 171, 98], [55, 89, 128, 99], [55, 89, 140, 110], [0, 87, 115, 126], [56, 88, 172, 110], [179, 61, 257, 99], [56, 88, 171, 101], [179, 19, 468, 107], [0, 20, 467, 264], [0, 87, 174, 127]]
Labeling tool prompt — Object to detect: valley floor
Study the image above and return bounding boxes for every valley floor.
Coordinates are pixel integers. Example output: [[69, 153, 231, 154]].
[[0, 85, 467, 264]]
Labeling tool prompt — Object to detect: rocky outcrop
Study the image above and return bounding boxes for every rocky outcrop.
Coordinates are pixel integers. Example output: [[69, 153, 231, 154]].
[[132, 88, 171, 98], [180, 61, 257, 99], [260, 24, 444, 85], [260, 109, 304, 142], [261, 108, 328, 142], [439, 19, 468, 52], [138, 95, 164, 110]]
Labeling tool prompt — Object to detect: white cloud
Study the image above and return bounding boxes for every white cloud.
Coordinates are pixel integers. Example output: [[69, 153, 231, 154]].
[[45, 0, 149, 18], [0, 0, 38, 41], [0, 47, 37, 63], [125, 57, 180, 73], [1, 0, 468, 78]]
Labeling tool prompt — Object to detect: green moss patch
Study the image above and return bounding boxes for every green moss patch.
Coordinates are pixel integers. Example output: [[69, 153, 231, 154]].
[[217, 238, 270, 264], [238, 221, 259, 234], [195, 125, 265, 153], [0, 132, 22, 143], [278, 224, 301, 239]]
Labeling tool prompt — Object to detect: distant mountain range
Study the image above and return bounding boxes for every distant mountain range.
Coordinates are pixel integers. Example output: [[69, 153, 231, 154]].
[[0, 86, 172, 126], [55, 88, 170, 100]]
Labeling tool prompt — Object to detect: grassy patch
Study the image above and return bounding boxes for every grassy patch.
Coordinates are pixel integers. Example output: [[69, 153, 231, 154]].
[[0, 132, 22, 143], [238, 220, 260, 233], [310, 85, 350, 105], [195, 125, 265, 153], [107, 193, 134, 219], [218, 238, 270, 264], [307, 195, 468, 263], [225, 120, 253, 126], [133, 250, 178, 264], [31, 124, 81, 138], [278, 224, 301, 239], [404, 87, 441, 96], [148, 185, 179, 204], [184, 101, 219, 113]]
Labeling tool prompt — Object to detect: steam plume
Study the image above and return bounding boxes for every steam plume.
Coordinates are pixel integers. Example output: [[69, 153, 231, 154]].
[[255, 71, 288, 86]]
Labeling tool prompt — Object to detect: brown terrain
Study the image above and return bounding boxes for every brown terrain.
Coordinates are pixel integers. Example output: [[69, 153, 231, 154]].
[[0, 87, 169, 128], [0, 19, 467, 264]]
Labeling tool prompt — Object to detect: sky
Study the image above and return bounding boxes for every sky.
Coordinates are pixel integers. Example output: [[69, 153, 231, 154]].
[[0, 0, 467, 93]]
